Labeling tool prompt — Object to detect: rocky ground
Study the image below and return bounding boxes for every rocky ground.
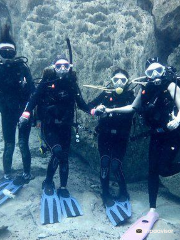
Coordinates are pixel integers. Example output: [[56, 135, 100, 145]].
[[0, 128, 179, 240]]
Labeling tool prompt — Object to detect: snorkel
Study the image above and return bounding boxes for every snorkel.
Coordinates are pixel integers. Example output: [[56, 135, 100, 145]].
[[66, 38, 73, 73]]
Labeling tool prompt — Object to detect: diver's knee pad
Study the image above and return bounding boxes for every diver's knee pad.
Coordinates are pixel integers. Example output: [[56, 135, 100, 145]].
[[100, 155, 110, 179], [52, 144, 62, 159]]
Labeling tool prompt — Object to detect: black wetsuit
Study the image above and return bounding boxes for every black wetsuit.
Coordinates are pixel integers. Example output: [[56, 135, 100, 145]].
[[89, 88, 134, 199], [0, 60, 34, 175], [139, 80, 180, 208], [26, 67, 89, 187]]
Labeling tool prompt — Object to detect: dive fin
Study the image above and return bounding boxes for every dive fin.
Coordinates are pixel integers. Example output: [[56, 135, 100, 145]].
[[120, 211, 159, 240], [105, 198, 131, 226], [0, 178, 13, 194], [57, 188, 83, 218], [41, 181, 61, 225], [0, 176, 26, 205], [116, 199, 131, 218]]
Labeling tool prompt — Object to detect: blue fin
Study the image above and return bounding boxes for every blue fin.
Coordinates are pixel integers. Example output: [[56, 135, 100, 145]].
[[105, 199, 131, 226], [41, 182, 61, 225], [116, 199, 132, 218], [0, 177, 25, 206], [0, 178, 13, 194], [57, 189, 83, 218]]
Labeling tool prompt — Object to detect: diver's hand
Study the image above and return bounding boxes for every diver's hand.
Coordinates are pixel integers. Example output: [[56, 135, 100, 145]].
[[91, 105, 105, 116], [96, 104, 105, 112], [19, 111, 30, 128], [167, 118, 180, 131]]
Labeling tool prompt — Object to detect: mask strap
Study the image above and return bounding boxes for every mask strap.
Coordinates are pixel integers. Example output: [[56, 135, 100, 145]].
[[0, 43, 15, 49]]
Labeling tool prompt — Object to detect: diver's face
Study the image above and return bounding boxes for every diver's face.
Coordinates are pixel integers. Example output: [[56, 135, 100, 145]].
[[54, 59, 70, 78]]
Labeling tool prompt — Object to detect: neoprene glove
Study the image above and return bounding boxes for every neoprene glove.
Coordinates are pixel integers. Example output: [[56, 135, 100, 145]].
[[167, 118, 180, 131], [19, 111, 30, 128]]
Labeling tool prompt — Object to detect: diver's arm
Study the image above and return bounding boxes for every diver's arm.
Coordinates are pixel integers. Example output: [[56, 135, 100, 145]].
[[75, 83, 90, 113], [167, 82, 180, 130], [19, 67, 55, 127], [105, 89, 142, 114], [168, 82, 180, 111]]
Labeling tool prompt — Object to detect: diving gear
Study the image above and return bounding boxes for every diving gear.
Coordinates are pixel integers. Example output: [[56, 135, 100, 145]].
[[3, 174, 12, 180], [115, 87, 123, 95], [0, 48, 16, 59], [120, 211, 159, 240], [19, 111, 31, 128], [39, 145, 48, 154], [145, 63, 165, 80], [21, 173, 34, 181], [41, 181, 61, 225], [0, 43, 16, 59], [2, 188, 15, 199], [66, 38, 73, 73], [0, 178, 12, 193], [111, 73, 128, 89], [0, 43, 15, 49], [0, 175, 30, 205], [83, 84, 115, 92], [104, 195, 131, 226], [57, 188, 83, 217], [54, 59, 70, 77]]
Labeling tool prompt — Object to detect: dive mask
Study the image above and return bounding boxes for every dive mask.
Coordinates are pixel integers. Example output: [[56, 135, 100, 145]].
[[145, 63, 165, 80], [0, 43, 16, 60], [111, 73, 128, 94], [54, 59, 70, 77]]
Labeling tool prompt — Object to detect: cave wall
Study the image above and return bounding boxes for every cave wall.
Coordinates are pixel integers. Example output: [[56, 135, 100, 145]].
[[0, 0, 180, 181]]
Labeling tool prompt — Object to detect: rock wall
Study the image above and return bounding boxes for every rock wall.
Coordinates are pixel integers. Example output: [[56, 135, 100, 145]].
[[1, 0, 180, 182]]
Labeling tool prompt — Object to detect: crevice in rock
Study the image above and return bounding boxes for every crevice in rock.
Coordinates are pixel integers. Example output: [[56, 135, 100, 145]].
[[154, 6, 180, 63], [155, 30, 180, 63], [0, 0, 11, 30], [137, 0, 153, 15]]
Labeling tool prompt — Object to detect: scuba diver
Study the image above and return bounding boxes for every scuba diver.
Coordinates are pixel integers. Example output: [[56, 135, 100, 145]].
[[105, 58, 180, 239], [19, 39, 90, 224], [89, 69, 134, 226], [0, 25, 34, 205]]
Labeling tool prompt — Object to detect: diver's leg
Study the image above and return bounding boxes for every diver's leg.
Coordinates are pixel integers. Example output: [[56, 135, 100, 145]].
[[18, 121, 31, 176], [42, 122, 60, 184], [98, 132, 111, 199], [111, 135, 128, 198], [148, 135, 161, 209], [158, 132, 180, 177], [57, 125, 71, 187], [1, 110, 16, 177]]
